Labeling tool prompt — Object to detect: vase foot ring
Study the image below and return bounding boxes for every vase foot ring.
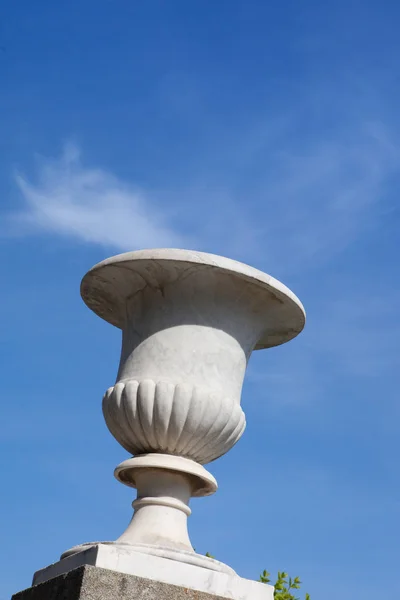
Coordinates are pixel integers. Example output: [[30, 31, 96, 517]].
[[114, 453, 217, 497]]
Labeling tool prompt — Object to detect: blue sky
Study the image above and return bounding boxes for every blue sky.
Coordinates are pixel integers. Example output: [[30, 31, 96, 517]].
[[1, 1, 400, 598]]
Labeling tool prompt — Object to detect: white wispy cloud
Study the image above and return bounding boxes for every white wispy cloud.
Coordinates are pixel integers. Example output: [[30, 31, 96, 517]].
[[8, 116, 399, 277], [11, 143, 189, 250]]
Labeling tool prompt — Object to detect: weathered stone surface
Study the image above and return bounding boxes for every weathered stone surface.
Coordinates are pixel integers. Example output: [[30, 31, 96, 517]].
[[13, 565, 243, 600]]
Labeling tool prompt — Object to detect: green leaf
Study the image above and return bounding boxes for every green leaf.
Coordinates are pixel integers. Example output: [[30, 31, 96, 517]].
[[259, 567, 308, 600]]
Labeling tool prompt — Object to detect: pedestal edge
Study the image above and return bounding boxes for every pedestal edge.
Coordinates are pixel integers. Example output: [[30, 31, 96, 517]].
[[31, 544, 273, 600]]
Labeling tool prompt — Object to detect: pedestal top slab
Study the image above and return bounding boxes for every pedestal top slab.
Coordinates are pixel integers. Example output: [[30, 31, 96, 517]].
[[32, 544, 273, 600], [81, 248, 305, 348]]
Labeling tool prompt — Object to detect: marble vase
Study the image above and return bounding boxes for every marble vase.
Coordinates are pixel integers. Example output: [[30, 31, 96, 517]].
[[63, 249, 305, 573]]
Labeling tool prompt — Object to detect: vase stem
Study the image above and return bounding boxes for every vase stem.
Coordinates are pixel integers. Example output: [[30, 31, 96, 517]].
[[117, 468, 193, 551]]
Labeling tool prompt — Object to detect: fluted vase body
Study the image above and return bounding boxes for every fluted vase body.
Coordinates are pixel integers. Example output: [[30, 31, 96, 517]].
[[102, 267, 270, 463]]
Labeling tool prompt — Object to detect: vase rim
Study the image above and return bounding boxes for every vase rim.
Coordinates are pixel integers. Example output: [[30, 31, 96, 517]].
[[80, 248, 305, 349]]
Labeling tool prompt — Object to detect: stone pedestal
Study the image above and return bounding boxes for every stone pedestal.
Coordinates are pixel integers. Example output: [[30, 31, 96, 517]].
[[12, 565, 247, 600]]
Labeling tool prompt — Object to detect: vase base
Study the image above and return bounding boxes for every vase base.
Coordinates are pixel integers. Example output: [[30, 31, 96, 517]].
[[114, 453, 218, 497], [60, 541, 235, 574]]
